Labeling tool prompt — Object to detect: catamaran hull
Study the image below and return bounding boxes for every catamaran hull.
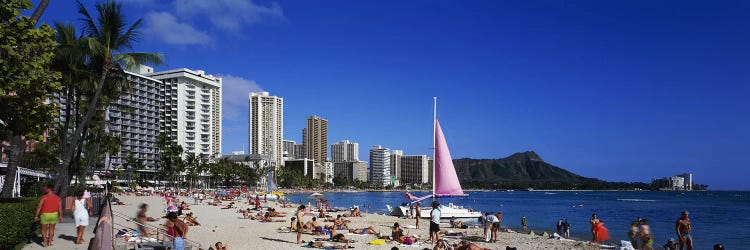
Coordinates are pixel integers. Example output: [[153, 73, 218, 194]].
[[249, 194, 281, 201], [390, 204, 482, 219]]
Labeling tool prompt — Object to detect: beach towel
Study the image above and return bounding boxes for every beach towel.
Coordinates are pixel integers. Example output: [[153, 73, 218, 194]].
[[369, 239, 386, 245]]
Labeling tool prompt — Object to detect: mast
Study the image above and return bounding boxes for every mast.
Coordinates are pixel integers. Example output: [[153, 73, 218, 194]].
[[432, 97, 437, 197]]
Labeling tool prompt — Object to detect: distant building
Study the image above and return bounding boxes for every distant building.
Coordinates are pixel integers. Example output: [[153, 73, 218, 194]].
[[369, 146, 391, 187], [652, 173, 695, 191], [390, 150, 403, 187], [670, 176, 685, 190], [331, 140, 359, 162], [248, 92, 284, 168], [283, 140, 303, 160], [303, 116, 328, 164], [333, 161, 368, 182], [285, 159, 315, 177], [428, 158, 434, 183], [400, 155, 430, 186], [147, 67, 222, 158], [677, 173, 693, 190], [319, 162, 334, 183]]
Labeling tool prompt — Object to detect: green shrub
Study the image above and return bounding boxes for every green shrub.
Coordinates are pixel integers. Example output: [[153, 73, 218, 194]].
[[0, 197, 38, 248]]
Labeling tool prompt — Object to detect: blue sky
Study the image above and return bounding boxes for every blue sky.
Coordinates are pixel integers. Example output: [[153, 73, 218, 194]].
[[35, 0, 749, 190]]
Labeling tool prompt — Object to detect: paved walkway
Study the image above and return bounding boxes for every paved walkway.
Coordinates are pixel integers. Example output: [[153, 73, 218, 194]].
[[23, 216, 97, 250]]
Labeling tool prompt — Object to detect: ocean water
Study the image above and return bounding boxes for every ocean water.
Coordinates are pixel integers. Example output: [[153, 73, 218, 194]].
[[287, 191, 750, 249]]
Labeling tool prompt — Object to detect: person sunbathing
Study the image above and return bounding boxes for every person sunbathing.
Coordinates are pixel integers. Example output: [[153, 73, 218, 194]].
[[392, 222, 418, 245], [434, 239, 455, 250], [258, 212, 285, 222], [342, 207, 362, 217], [330, 233, 355, 243], [221, 202, 236, 209], [213, 241, 229, 250], [307, 241, 352, 249], [450, 217, 467, 229], [290, 217, 299, 231], [454, 240, 489, 250], [349, 226, 379, 236], [303, 217, 321, 232], [184, 212, 200, 226], [268, 208, 286, 217], [319, 208, 326, 218], [333, 215, 349, 230]]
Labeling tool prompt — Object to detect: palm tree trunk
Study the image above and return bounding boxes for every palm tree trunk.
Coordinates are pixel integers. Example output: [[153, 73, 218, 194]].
[[1, 133, 25, 198], [54, 68, 109, 197], [30, 0, 51, 25]]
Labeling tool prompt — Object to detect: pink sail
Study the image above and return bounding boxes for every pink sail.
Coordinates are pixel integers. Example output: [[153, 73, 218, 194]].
[[434, 120, 465, 196]]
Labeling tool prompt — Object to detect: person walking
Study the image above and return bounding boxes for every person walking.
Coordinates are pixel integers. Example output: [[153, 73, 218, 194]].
[[34, 184, 62, 247], [429, 202, 441, 243], [521, 216, 528, 232], [72, 191, 92, 244], [167, 212, 188, 250], [676, 211, 693, 250]]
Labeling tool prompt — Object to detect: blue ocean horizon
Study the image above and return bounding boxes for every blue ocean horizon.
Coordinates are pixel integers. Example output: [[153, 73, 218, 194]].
[[287, 190, 749, 249]]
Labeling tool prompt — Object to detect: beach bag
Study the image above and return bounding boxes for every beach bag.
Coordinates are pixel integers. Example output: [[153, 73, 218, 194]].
[[369, 239, 386, 245]]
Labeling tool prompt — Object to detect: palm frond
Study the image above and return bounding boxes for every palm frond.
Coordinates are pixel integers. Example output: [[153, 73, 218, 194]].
[[96, 0, 127, 49], [76, 0, 100, 38], [117, 18, 143, 50], [114, 52, 165, 71]]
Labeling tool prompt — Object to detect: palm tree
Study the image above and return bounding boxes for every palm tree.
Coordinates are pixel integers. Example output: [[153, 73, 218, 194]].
[[30, 0, 51, 24], [54, 0, 163, 197]]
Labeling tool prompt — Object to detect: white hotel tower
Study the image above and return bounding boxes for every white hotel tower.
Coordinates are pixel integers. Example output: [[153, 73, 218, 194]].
[[369, 145, 392, 187], [147, 68, 222, 158], [331, 140, 359, 163], [248, 92, 284, 168]]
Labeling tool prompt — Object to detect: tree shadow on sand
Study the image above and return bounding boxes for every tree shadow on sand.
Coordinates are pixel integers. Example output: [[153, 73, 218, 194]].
[[260, 236, 297, 244]]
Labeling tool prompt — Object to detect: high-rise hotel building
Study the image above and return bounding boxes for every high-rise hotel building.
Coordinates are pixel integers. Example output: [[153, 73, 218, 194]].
[[331, 140, 359, 163], [303, 116, 328, 164], [147, 68, 222, 158], [369, 145, 391, 187], [248, 92, 284, 168], [103, 66, 163, 169]]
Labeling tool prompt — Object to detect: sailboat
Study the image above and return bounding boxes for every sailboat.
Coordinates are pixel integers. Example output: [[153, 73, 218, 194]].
[[388, 98, 483, 219], [251, 170, 285, 200]]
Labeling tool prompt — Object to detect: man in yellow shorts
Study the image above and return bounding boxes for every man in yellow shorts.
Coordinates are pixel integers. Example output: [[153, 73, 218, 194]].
[[35, 184, 62, 247]]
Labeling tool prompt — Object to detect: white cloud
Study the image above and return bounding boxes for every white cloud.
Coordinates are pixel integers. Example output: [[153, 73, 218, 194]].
[[174, 0, 284, 31], [220, 75, 264, 119], [144, 11, 213, 46]]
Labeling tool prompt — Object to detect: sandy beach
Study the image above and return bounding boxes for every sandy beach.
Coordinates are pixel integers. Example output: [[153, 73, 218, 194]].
[[109, 193, 602, 250]]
